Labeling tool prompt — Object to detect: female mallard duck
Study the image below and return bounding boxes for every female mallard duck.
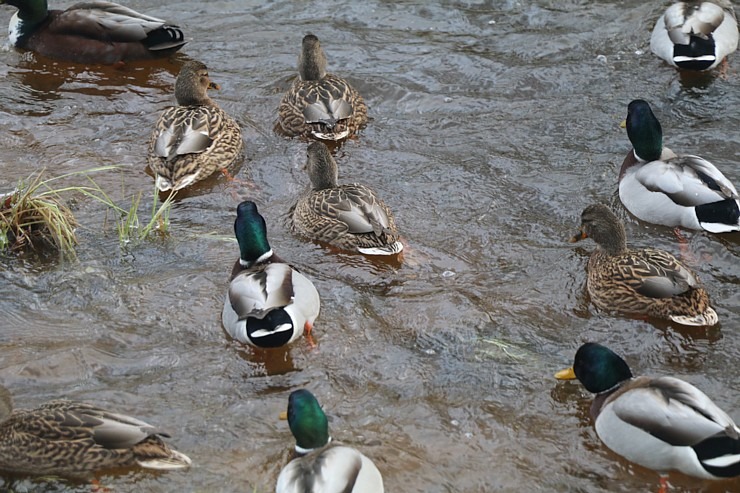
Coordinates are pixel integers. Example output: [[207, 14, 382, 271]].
[[290, 142, 403, 256], [147, 61, 243, 192], [621, 99, 740, 233], [278, 34, 368, 141], [222, 201, 320, 348], [570, 204, 718, 326], [650, 1, 739, 71], [0, 0, 186, 64], [555, 343, 740, 486], [0, 385, 191, 477], [277, 389, 384, 493]]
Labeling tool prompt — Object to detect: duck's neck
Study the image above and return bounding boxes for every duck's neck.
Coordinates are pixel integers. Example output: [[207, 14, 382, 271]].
[[295, 436, 331, 456], [11, 0, 48, 24], [8, 0, 48, 44]]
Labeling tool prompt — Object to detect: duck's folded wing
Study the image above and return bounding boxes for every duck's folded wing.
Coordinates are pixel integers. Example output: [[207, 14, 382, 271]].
[[228, 264, 295, 318], [153, 110, 213, 160], [635, 157, 738, 206], [51, 2, 168, 41], [610, 377, 738, 446]]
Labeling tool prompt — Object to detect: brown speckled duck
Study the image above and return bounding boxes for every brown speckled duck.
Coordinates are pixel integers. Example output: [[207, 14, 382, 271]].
[[570, 204, 717, 326], [0, 385, 191, 477], [1, 0, 187, 64], [290, 142, 403, 256], [147, 61, 243, 192], [278, 34, 368, 141]]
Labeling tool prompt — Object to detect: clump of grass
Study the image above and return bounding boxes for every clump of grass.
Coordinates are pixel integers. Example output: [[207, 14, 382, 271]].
[[0, 170, 87, 255], [114, 186, 177, 245]]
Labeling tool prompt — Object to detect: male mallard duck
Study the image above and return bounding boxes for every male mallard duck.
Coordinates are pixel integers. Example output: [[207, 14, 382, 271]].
[[222, 201, 320, 348], [0, 385, 191, 477], [147, 61, 243, 192], [570, 204, 718, 326], [621, 99, 740, 233], [651, 1, 739, 71], [278, 34, 368, 141], [555, 343, 740, 487], [277, 389, 384, 493], [0, 0, 186, 64], [290, 142, 403, 256]]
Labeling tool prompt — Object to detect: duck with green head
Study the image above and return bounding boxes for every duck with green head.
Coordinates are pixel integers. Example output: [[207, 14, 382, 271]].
[[290, 142, 403, 256], [556, 343, 740, 487], [0, 0, 187, 64], [620, 99, 740, 233], [278, 34, 368, 141], [277, 389, 384, 493], [222, 201, 320, 348], [651, 1, 738, 71], [570, 204, 717, 326], [147, 61, 243, 192], [0, 385, 191, 477]]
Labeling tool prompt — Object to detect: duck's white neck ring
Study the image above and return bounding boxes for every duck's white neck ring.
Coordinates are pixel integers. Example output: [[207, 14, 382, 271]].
[[240, 249, 273, 267], [294, 436, 331, 455]]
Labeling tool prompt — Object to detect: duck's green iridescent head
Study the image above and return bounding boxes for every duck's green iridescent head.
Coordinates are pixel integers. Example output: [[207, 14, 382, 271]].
[[626, 99, 663, 162], [234, 201, 272, 265], [287, 389, 330, 453], [571, 343, 633, 393]]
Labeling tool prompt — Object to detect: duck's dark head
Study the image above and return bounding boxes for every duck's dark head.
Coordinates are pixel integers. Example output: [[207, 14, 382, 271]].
[[234, 201, 272, 266], [175, 61, 219, 106], [298, 33, 328, 81], [305, 141, 339, 190], [557, 343, 634, 394], [626, 99, 663, 162], [286, 389, 330, 454]]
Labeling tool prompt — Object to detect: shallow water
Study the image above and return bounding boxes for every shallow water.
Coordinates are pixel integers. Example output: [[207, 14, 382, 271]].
[[0, 1, 739, 492]]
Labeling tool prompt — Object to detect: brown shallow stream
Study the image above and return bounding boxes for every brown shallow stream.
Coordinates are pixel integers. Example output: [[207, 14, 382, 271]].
[[0, 1, 739, 492]]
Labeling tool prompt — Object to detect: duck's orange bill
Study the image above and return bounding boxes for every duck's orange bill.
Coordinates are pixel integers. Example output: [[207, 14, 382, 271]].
[[569, 231, 587, 243], [279, 411, 288, 420], [554, 367, 576, 380]]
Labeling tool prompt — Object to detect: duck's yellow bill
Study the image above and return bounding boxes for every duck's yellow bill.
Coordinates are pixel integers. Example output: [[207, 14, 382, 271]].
[[279, 411, 288, 420], [555, 367, 576, 380], [619, 119, 627, 129]]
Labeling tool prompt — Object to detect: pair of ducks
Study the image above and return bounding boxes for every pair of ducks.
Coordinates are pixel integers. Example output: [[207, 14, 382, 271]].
[[4, 1, 739, 72], [1, 384, 383, 493]]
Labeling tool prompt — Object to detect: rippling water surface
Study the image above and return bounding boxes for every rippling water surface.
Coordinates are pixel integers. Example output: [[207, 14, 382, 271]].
[[0, 1, 739, 492]]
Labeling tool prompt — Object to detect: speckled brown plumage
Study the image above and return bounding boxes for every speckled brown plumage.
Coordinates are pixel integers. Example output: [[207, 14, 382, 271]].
[[0, 388, 191, 477], [571, 204, 717, 326], [147, 61, 243, 192], [278, 34, 367, 141], [290, 142, 402, 256]]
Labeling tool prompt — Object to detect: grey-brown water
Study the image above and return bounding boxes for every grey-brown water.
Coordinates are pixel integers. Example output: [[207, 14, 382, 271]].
[[1, 1, 739, 492]]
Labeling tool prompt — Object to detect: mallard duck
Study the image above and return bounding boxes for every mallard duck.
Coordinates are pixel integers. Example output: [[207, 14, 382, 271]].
[[278, 34, 368, 141], [290, 142, 403, 256], [0, 385, 191, 477], [147, 61, 243, 192], [570, 204, 718, 326], [650, 1, 739, 71], [222, 201, 320, 348], [0, 0, 187, 64], [555, 343, 740, 485], [277, 389, 384, 493], [621, 99, 740, 233]]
